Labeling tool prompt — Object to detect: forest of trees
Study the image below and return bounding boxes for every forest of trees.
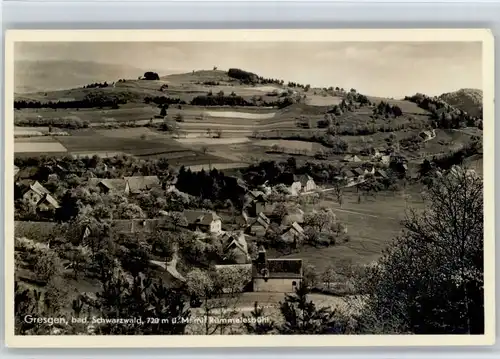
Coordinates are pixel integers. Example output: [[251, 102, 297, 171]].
[[82, 82, 110, 89], [405, 93, 481, 129], [15, 117, 90, 129], [142, 72, 160, 80], [144, 96, 186, 106], [14, 93, 128, 110]]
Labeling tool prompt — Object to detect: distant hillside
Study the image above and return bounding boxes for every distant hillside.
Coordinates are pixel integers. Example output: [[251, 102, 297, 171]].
[[14, 60, 147, 94], [439, 88, 483, 118]]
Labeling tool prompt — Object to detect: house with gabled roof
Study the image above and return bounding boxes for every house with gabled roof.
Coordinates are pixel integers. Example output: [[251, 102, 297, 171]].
[[182, 210, 222, 234], [220, 230, 251, 264], [88, 178, 130, 195], [20, 180, 60, 210], [419, 129, 436, 142], [247, 212, 271, 237], [375, 168, 389, 179], [280, 222, 306, 243], [252, 246, 303, 293], [124, 175, 161, 194]]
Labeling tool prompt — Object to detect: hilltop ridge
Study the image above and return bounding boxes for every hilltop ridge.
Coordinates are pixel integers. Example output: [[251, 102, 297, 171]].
[[439, 88, 483, 118]]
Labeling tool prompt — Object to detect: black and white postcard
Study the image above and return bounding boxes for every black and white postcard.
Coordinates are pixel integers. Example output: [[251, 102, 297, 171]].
[[4, 29, 495, 348]]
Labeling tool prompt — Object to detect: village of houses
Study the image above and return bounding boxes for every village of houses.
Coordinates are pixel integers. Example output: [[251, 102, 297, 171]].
[[13, 143, 401, 302]]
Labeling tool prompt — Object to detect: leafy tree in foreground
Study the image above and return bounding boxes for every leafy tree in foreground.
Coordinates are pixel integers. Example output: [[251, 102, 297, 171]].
[[357, 167, 484, 334]]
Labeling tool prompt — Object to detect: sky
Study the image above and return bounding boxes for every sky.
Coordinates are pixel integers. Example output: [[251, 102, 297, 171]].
[[14, 41, 482, 98]]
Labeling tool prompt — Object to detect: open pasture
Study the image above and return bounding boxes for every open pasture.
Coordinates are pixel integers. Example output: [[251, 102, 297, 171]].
[[243, 85, 286, 93], [14, 128, 45, 137], [204, 110, 276, 120], [367, 96, 430, 115], [15, 140, 68, 153], [15, 105, 160, 125], [185, 162, 250, 172], [175, 137, 250, 145], [253, 139, 327, 153], [305, 95, 343, 107], [56, 128, 187, 156], [281, 188, 426, 273]]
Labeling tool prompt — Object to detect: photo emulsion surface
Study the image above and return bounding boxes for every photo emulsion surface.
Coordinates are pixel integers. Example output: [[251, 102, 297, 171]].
[[9, 36, 488, 340]]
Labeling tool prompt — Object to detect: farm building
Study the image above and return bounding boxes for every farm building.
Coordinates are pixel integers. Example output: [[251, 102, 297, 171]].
[[247, 212, 271, 237], [252, 246, 303, 293], [297, 174, 317, 193], [280, 222, 306, 244], [343, 154, 362, 163], [182, 210, 222, 234], [245, 190, 266, 203], [124, 175, 162, 194], [419, 129, 436, 141], [19, 180, 60, 210], [220, 230, 251, 264], [88, 178, 130, 195]]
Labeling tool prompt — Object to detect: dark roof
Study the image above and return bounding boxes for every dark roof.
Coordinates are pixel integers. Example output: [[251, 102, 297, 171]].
[[375, 169, 389, 178], [38, 193, 60, 209], [252, 212, 270, 228], [89, 178, 128, 192], [183, 210, 221, 225], [252, 258, 303, 279], [343, 170, 356, 178], [353, 168, 365, 176]]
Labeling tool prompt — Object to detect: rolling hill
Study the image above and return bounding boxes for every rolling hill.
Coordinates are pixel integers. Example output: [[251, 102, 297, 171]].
[[14, 60, 148, 94], [439, 88, 483, 118]]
